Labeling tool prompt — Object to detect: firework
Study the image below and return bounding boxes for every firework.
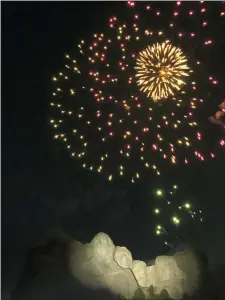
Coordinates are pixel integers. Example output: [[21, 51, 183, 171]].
[[135, 43, 190, 101], [209, 100, 225, 129], [50, 1, 225, 182], [152, 184, 203, 248]]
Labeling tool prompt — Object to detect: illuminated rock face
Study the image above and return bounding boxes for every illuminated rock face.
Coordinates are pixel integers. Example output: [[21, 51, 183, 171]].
[[153, 255, 186, 299], [68, 232, 201, 300], [68, 232, 139, 299]]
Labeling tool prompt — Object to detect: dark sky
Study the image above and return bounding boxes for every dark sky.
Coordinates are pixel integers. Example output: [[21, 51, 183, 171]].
[[2, 1, 225, 296]]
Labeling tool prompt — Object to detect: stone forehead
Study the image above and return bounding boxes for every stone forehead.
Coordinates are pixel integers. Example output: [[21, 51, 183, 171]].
[[91, 232, 115, 247]]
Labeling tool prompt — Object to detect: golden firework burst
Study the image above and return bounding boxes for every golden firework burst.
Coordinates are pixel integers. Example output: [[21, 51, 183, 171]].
[[135, 42, 190, 102]]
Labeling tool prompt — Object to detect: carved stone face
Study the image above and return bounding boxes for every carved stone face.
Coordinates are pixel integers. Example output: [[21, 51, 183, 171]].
[[154, 255, 184, 282], [90, 232, 115, 262], [114, 246, 133, 269]]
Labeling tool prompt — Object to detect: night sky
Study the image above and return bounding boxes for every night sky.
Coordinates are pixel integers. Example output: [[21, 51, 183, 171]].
[[2, 1, 225, 297]]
